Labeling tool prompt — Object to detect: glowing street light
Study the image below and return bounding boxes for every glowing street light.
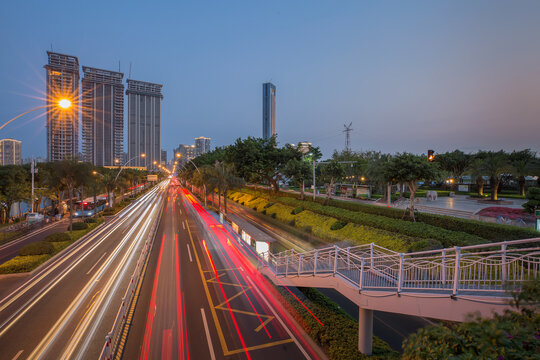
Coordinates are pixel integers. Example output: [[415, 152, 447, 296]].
[[58, 98, 72, 109], [1, 96, 74, 132], [176, 153, 181, 158]]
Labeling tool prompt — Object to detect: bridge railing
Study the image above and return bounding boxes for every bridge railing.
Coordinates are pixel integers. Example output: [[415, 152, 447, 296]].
[[263, 238, 540, 295]]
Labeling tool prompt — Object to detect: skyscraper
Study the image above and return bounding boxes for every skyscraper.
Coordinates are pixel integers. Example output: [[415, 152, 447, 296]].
[[262, 82, 276, 139], [81, 67, 124, 166], [45, 51, 79, 161], [194, 137, 211, 157], [174, 144, 195, 165], [0, 138, 22, 165], [126, 79, 163, 169]]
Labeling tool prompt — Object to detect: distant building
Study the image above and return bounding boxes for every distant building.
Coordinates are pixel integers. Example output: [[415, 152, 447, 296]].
[[127, 79, 163, 169], [194, 137, 211, 157], [0, 138, 22, 165], [262, 82, 276, 139], [174, 144, 195, 165], [298, 141, 312, 154], [161, 149, 167, 164], [45, 51, 80, 161], [81, 66, 124, 166]]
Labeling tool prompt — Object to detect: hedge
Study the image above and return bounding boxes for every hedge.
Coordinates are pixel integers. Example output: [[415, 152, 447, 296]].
[[45, 232, 71, 242], [19, 241, 55, 256], [71, 222, 88, 231], [242, 188, 538, 242], [276, 286, 399, 359], [0, 255, 49, 274]]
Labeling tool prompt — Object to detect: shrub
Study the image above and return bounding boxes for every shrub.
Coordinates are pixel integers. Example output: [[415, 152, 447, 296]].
[[19, 242, 54, 256], [270, 213, 277, 219], [261, 209, 266, 215], [45, 232, 71, 242], [84, 217, 97, 223], [72, 222, 88, 230], [264, 202, 274, 208], [291, 206, 304, 215], [0, 255, 49, 274], [330, 220, 347, 231]]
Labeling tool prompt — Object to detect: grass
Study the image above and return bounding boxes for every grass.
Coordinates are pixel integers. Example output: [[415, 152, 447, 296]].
[[0, 218, 104, 275]]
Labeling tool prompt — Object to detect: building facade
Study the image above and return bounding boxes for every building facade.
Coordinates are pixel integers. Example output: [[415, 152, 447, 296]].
[[45, 51, 80, 161], [127, 79, 163, 169], [174, 144, 195, 165], [262, 82, 276, 139], [194, 137, 211, 157], [81, 66, 124, 166], [0, 138, 22, 165], [161, 149, 167, 164]]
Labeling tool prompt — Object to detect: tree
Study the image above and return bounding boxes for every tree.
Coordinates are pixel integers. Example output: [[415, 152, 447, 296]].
[[480, 150, 512, 201], [52, 159, 89, 232], [435, 150, 472, 187], [383, 153, 439, 221], [283, 158, 312, 200], [209, 161, 244, 213], [101, 170, 118, 209], [402, 279, 540, 359], [0, 165, 29, 223], [365, 152, 391, 199], [523, 187, 540, 213], [319, 160, 345, 203], [509, 149, 537, 196], [467, 154, 488, 196], [225, 136, 299, 192]]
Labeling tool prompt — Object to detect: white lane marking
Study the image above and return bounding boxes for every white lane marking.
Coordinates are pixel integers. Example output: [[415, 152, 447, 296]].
[[246, 276, 312, 360], [86, 252, 107, 275], [11, 350, 23, 360], [179, 209, 182, 215], [186, 244, 193, 262], [182, 222, 185, 230], [200, 308, 216, 360]]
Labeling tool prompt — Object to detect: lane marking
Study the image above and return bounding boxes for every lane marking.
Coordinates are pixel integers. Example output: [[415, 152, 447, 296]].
[[200, 308, 216, 360], [182, 222, 185, 230], [86, 252, 107, 275], [11, 350, 23, 360], [186, 244, 193, 263]]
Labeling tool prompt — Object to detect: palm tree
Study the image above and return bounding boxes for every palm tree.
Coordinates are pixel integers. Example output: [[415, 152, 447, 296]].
[[210, 161, 244, 214], [101, 170, 118, 209], [480, 151, 512, 201], [509, 149, 536, 196]]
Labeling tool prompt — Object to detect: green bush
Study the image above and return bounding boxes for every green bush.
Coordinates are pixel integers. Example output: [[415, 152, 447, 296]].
[[277, 286, 399, 360], [523, 187, 540, 213], [403, 280, 540, 359], [84, 217, 97, 223], [264, 202, 274, 208], [270, 212, 277, 219], [19, 242, 55, 256], [330, 220, 347, 231], [291, 206, 304, 215], [72, 222, 88, 230], [44, 232, 71, 242], [0, 255, 50, 274]]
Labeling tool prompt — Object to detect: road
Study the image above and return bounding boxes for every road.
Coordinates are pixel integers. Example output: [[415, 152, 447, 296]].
[[0, 182, 168, 360], [123, 185, 325, 360], [0, 220, 68, 265]]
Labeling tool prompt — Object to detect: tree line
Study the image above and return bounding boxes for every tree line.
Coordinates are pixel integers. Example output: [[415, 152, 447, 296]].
[[0, 159, 153, 230], [179, 136, 540, 221]]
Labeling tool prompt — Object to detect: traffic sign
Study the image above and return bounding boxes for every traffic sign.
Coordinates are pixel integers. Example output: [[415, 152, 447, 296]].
[[536, 209, 540, 217]]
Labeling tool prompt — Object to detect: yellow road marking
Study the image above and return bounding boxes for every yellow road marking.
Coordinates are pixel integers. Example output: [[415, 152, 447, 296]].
[[226, 339, 294, 355]]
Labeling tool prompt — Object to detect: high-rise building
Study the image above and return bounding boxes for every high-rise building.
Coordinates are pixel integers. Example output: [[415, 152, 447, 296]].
[[45, 51, 80, 161], [174, 144, 195, 165], [194, 137, 211, 157], [81, 66, 124, 166], [262, 82, 276, 139], [0, 138, 22, 165], [127, 79, 163, 169], [161, 149, 167, 164]]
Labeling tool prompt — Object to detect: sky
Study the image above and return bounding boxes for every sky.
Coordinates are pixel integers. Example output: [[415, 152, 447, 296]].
[[1, 0, 540, 159]]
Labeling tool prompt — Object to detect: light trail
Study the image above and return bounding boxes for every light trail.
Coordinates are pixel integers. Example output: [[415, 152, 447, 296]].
[[175, 233, 185, 360]]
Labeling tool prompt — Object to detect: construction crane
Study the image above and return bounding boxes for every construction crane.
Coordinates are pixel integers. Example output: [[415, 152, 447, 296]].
[[343, 122, 353, 152]]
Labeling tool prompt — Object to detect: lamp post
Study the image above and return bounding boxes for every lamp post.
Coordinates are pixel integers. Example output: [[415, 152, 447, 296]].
[[114, 153, 145, 183], [1, 98, 72, 132]]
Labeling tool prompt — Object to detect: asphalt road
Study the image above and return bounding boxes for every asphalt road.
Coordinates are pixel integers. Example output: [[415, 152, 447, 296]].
[[0, 182, 168, 360], [123, 185, 325, 360]]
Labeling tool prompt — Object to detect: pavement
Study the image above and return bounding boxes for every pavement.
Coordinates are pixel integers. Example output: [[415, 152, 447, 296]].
[[123, 185, 324, 360], [0, 182, 167, 360]]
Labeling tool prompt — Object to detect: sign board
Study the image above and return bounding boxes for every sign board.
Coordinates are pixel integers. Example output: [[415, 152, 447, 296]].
[[535, 209, 540, 217], [147, 174, 158, 182], [356, 186, 371, 199], [232, 222, 239, 234], [458, 184, 469, 192]]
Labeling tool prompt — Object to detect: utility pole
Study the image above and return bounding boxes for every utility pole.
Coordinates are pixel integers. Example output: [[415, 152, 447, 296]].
[[31, 159, 35, 213], [312, 159, 316, 200], [343, 122, 353, 152]]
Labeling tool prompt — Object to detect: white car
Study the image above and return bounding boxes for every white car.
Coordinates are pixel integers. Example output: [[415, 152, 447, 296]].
[[26, 213, 44, 223]]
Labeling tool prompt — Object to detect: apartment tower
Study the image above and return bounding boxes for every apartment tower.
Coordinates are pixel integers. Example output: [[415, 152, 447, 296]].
[[0, 138, 22, 165], [81, 67, 124, 166], [262, 82, 276, 139], [127, 79, 163, 169], [194, 136, 211, 157], [45, 51, 80, 161]]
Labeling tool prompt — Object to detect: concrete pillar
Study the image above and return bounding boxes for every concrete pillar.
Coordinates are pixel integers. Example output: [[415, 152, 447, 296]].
[[358, 307, 373, 355]]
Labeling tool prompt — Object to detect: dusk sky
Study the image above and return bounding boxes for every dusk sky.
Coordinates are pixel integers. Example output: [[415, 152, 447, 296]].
[[1, 0, 539, 159]]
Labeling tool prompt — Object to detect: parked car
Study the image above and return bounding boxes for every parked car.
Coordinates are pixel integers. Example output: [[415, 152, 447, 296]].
[[26, 213, 44, 223]]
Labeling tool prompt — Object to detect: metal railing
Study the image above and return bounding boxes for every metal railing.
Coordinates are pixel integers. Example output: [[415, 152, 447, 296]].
[[98, 194, 164, 360], [262, 238, 540, 296]]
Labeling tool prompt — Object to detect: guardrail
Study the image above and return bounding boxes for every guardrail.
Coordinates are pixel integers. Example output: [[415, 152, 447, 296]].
[[98, 193, 164, 360], [262, 238, 540, 296]]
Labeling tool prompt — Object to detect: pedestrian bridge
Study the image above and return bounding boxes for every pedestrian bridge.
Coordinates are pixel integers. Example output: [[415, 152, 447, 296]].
[[258, 238, 540, 354]]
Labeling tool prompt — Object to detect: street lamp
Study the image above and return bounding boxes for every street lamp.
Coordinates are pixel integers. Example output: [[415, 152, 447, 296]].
[[1, 97, 73, 131], [114, 153, 146, 183]]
